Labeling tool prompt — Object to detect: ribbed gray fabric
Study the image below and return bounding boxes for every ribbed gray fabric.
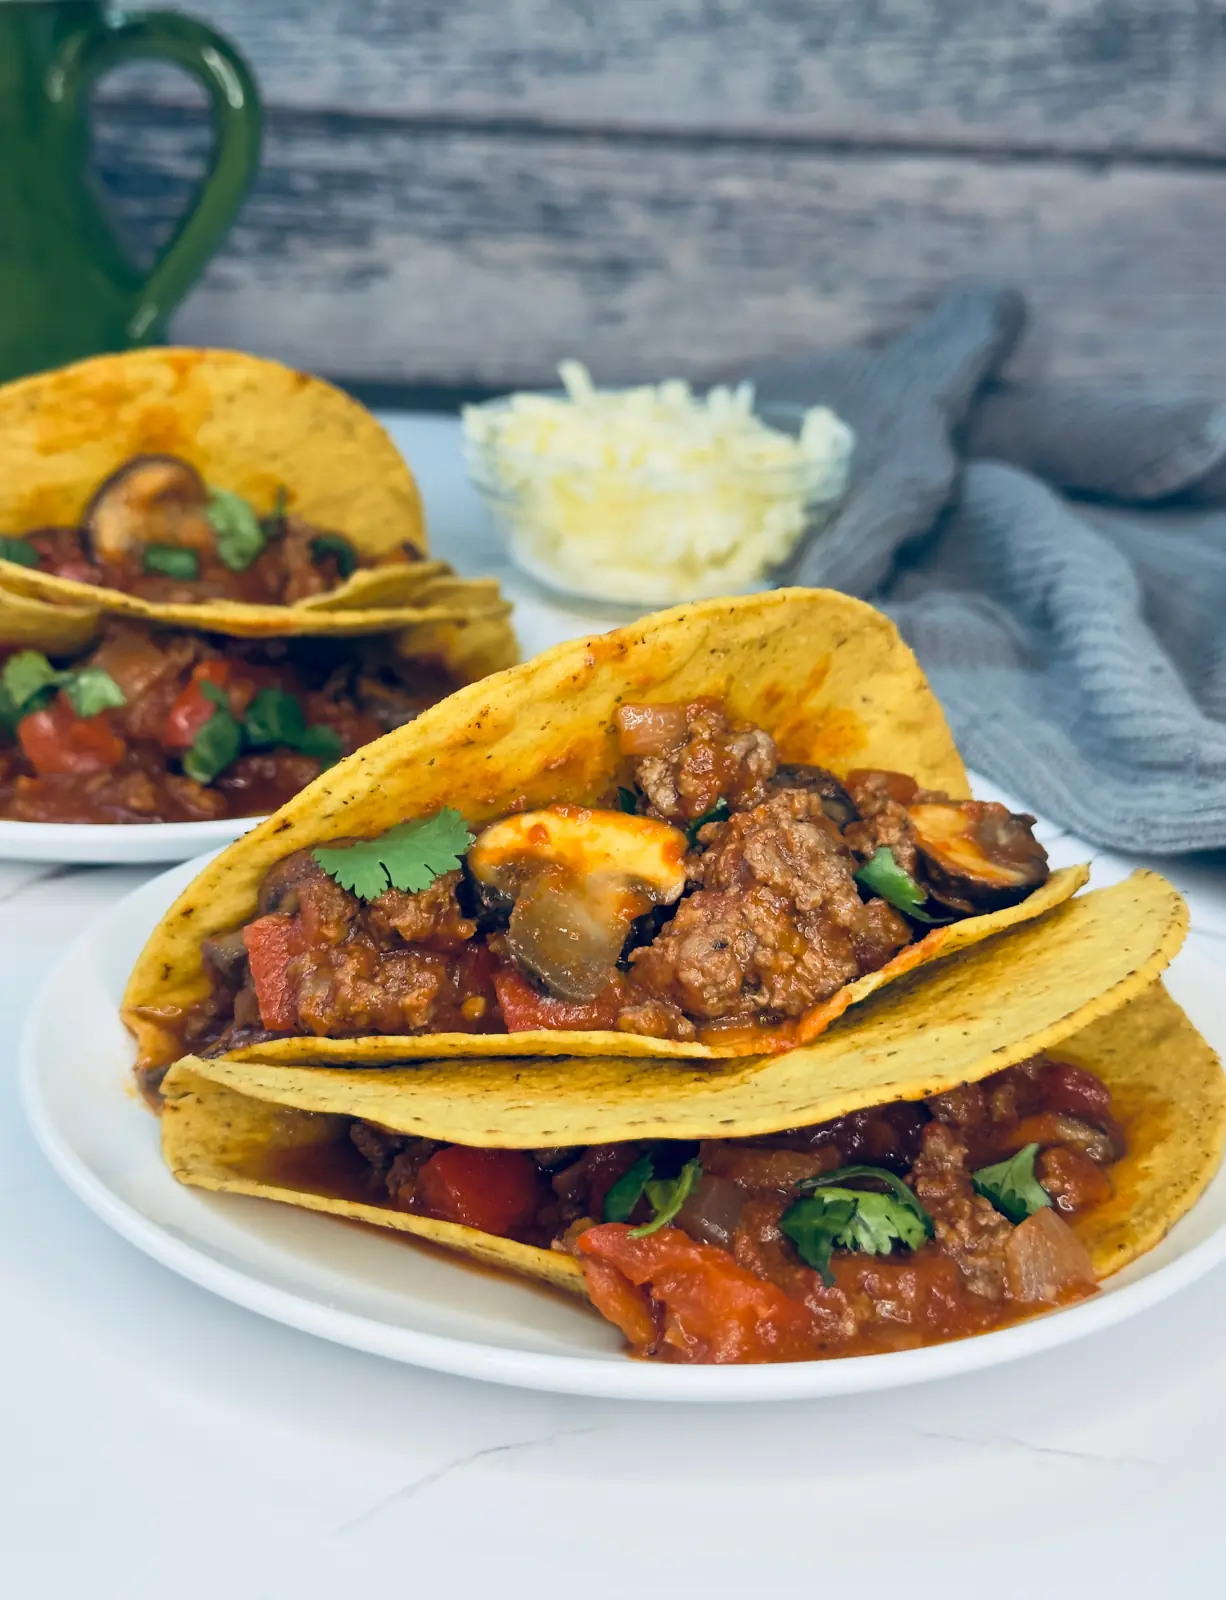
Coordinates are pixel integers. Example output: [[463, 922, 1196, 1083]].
[[753, 287, 1226, 854]]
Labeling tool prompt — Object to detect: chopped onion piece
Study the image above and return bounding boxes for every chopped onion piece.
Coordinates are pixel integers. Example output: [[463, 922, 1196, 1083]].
[[1004, 1208, 1096, 1304]]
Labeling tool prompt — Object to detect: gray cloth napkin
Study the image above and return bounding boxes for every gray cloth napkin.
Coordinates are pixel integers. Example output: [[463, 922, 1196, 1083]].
[[753, 286, 1226, 854]]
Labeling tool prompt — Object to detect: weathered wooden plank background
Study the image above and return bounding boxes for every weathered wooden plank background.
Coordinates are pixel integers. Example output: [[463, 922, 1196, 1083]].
[[95, 1, 1226, 394]]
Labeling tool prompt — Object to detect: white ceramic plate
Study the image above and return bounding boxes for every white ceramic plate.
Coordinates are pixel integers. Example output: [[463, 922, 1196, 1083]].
[[0, 812, 267, 865], [20, 851, 1226, 1401]]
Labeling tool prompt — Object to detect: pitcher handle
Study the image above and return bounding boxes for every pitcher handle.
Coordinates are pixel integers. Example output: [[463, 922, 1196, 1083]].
[[53, 11, 262, 342]]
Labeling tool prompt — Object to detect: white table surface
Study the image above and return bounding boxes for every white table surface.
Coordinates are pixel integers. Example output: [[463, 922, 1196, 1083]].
[[5, 413, 1226, 1598]]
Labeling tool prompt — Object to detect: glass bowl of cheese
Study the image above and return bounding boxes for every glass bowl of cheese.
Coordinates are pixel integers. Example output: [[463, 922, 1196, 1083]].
[[462, 362, 854, 608]]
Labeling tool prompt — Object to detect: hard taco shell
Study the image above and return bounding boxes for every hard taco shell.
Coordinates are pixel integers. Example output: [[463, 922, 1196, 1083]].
[[0, 348, 513, 641], [0, 586, 101, 654], [160, 889, 1222, 1300], [124, 588, 1088, 1070]]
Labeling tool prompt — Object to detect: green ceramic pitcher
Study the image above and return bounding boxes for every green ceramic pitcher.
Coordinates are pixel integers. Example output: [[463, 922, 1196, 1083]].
[[0, 0, 262, 384]]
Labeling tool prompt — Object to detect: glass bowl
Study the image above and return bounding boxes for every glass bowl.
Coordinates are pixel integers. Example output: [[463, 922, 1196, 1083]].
[[463, 394, 854, 610]]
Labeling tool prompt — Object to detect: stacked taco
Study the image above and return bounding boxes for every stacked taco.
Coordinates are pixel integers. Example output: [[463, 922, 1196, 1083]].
[[0, 348, 515, 826], [124, 589, 1225, 1364]]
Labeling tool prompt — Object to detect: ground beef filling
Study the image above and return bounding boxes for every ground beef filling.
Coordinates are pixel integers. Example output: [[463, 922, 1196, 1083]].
[[628, 786, 911, 1025], [23, 513, 414, 607], [335, 1054, 1113, 1364], [0, 623, 451, 825], [178, 696, 1049, 1055]]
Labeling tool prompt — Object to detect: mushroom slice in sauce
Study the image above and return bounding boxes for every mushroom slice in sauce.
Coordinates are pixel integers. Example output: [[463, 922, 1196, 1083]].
[[468, 805, 689, 1002], [768, 762, 859, 827], [83, 454, 214, 563], [907, 800, 1049, 913]]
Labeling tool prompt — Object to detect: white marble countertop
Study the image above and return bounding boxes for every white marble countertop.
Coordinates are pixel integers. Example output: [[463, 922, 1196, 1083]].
[[4, 415, 1226, 1598]]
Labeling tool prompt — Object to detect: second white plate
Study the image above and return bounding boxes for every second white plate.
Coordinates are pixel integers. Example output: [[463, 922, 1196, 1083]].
[[0, 812, 266, 865]]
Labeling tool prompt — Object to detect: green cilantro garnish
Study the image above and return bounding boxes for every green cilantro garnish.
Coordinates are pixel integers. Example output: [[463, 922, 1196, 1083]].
[[0, 536, 39, 568], [855, 846, 949, 924], [183, 682, 243, 784], [629, 1157, 702, 1238], [0, 650, 126, 726], [207, 487, 267, 571], [972, 1143, 1052, 1225], [2, 651, 59, 716], [143, 545, 200, 581], [784, 1163, 935, 1285], [779, 1195, 859, 1285], [602, 1153, 655, 1223], [296, 724, 345, 763], [685, 797, 729, 847], [181, 683, 343, 787], [310, 533, 358, 580], [244, 687, 342, 767], [616, 786, 638, 815], [268, 485, 289, 528], [63, 666, 127, 718], [313, 809, 475, 901]]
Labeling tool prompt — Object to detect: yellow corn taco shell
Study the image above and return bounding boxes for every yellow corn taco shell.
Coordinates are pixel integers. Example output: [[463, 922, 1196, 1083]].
[[0, 347, 513, 641], [0, 580, 517, 683], [161, 906, 1224, 1299], [0, 585, 101, 654], [123, 588, 1090, 1071]]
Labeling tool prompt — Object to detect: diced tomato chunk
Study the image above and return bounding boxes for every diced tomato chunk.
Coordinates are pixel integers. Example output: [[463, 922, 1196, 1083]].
[[162, 658, 231, 749], [577, 1224, 822, 1363], [493, 966, 622, 1032], [17, 694, 125, 776], [416, 1146, 547, 1236], [241, 913, 302, 1031], [582, 1256, 662, 1349]]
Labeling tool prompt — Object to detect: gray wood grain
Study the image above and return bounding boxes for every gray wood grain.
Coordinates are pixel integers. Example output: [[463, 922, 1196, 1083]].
[[100, 0, 1226, 157], [95, 106, 1226, 389]]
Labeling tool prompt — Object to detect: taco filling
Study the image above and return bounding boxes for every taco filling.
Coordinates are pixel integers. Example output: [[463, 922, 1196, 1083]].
[[170, 696, 1048, 1064], [252, 1052, 1117, 1362], [0, 454, 415, 607], [0, 621, 455, 824]]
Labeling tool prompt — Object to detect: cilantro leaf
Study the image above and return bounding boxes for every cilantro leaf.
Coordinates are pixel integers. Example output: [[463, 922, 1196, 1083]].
[[616, 786, 638, 815], [310, 533, 358, 579], [207, 487, 267, 572], [973, 1143, 1052, 1225], [685, 797, 729, 847], [629, 1157, 701, 1237], [0, 536, 39, 568], [243, 687, 308, 749], [820, 1188, 930, 1254], [183, 688, 244, 784], [0, 651, 127, 724], [795, 1162, 932, 1224], [143, 545, 200, 580], [63, 666, 126, 718], [785, 1163, 935, 1284], [855, 846, 950, 925], [296, 723, 343, 767], [1, 651, 59, 717], [242, 688, 342, 768], [602, 1153, 654, 1223], [313, 809, 475, 901], [780, 1194, 859, 1285]]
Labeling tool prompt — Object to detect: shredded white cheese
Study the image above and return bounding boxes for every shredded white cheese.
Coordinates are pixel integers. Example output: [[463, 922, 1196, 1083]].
[[463, 362, 854, 605]]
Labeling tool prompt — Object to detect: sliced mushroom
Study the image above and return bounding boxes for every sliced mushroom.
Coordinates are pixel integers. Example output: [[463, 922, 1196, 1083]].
[[907, 800, 1049, 913], [83, 454, 213, 563], [768, 763, 859, 828], [468, 805, 689, 1003]]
